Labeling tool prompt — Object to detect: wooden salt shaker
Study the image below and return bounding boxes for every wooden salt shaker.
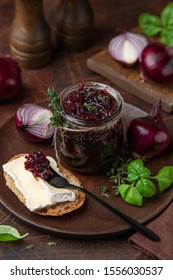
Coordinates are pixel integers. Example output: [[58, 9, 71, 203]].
[[53, 0, 94, 51], [10, 0, 52, 69]]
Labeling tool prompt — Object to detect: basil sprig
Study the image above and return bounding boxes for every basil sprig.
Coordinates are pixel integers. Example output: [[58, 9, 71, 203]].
[[138, 2, 173, 46], [0, 225, 28, 242], [118, 159, 173, 206]]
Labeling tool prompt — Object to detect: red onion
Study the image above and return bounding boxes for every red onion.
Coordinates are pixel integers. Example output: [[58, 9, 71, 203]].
[[15, 103, 55, 142], [108, 29, 148, 66], [127, 99, 171, 159], [140, 42, 173, 83], [0, 56, 21, 101]]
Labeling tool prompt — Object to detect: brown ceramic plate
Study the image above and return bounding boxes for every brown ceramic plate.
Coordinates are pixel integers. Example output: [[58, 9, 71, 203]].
[[0, 100, 173, 238]]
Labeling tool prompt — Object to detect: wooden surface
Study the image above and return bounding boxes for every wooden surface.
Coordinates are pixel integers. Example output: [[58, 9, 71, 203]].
[[87, 48, 173, 113], [0, 0, 172, 260]]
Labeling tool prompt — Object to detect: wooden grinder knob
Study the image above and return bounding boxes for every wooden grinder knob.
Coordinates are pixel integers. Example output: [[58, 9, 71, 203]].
[[10, 0, 52, 69]]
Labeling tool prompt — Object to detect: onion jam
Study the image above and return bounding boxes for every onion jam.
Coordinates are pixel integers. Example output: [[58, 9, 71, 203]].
[[55, 82, 124, 174], [62, 84, 118, 121], [25, 151, 51, 180]]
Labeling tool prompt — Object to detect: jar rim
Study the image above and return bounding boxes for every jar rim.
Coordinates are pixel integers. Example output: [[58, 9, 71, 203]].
[[59, 82, 124, 127]]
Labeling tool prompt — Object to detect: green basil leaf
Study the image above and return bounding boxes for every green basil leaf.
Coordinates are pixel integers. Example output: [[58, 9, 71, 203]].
[[48, 241, 57, 246], [0, 225, 28, 242], [161, 26, 173, 46], [25, 244, 34, 250], [138, 13, 162, 36], [119, 184, 143, 206], [161, 2, 173, 26], [127, 159, 151, 182], [136, 178, 156, 197], [118, 184, 130, 198], [127, 159, 143, 182], [154, 166, 173, 192]]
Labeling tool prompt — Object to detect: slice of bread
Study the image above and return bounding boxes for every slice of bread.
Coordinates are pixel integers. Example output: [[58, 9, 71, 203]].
[[3, 154, 85, 216]]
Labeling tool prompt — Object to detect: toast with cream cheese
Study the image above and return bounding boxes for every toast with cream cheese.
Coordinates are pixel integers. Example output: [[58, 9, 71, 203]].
[[2, 154, 85, 216]]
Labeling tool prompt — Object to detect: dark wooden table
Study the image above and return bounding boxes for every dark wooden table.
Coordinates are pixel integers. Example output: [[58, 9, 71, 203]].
[[0, 0, 172, 260]]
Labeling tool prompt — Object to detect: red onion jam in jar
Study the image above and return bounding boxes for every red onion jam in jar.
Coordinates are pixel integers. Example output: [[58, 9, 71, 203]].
[[54, 82, 124, 174]]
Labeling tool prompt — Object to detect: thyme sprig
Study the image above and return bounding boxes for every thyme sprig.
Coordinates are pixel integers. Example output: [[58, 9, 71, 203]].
[[47, 87, 68, 128], [100, 143, 132, 197], [107, 144, 131, 186], [100, 186, 110, 197]]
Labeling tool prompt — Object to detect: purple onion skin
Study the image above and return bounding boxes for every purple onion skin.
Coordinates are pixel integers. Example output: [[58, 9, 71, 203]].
[[15, 112, 53, 143], [127, 99, 171, 159], [0, 56, 21, 101], [140, 43, 173, 83]]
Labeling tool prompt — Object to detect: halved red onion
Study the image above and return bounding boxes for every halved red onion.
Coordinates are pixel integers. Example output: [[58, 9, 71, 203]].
[[15, 103, 55, 142], [108, 29, 148, 66]]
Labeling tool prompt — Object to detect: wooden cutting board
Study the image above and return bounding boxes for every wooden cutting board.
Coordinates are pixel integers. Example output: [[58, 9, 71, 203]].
[[87, 48, 173, 113]]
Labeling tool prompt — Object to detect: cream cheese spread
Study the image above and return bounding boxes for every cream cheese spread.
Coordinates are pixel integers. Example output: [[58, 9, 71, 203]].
[[2, 155, 78, 212]]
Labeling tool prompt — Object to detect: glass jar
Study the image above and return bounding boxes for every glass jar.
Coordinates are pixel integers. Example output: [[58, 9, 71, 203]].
[[54, 82, 124, 174]]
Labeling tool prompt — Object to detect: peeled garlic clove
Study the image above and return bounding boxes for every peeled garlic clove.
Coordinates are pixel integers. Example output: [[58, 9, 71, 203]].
[[108, 29, 148, 67]]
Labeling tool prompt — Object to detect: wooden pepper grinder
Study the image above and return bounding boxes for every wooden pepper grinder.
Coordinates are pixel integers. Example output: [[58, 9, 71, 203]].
[[10, 0, 52, 69], [53, 0, 94, 51]]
